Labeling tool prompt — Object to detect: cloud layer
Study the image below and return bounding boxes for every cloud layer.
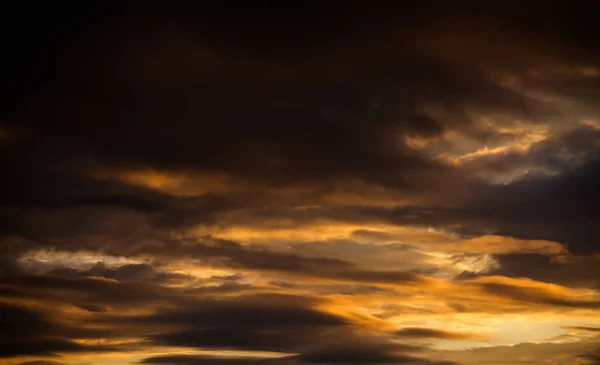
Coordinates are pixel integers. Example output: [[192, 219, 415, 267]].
[[2, 2, 600, 365]]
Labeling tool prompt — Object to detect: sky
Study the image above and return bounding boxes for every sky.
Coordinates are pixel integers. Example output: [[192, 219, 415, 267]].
[[1, 2, 600, 365]]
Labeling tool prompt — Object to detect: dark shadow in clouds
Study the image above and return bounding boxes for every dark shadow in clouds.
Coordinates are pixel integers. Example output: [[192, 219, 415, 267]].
[[563, 326, 600, 333], [395, 327, 486, 341], [0, 339, 102, 358], [139, 293, 351, 353], [140, 355, 282, 365], [477, 282, 600, 309], [0, 273, 180, 307], [132, 293, 457, 364], [1, 4, 599, 198], [356, 154, 600, 255], [461, 126, 600, 179], [483, 253, 600, 289], [467, 158, 600, 255], [2, 2, 578, 216], [0, 303, 121, 358], [579, 352, 600, 365], [0, 265, 211, 316], [268, 280, 396, 296]]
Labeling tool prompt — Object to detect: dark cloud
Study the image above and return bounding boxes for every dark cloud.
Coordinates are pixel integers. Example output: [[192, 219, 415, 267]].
[[130, 293, 455, 364], [1, 1, 599, 265], [1, 1, 580, 211], [563, 326, 600, 333], [350, 153, 600, 255], [0, 303, 121, 358], [0, 339, 106, 358], [268, 281, 395, 296], [139, 293, 351, 353], [578, 350, 600, 365], [477, 282, 600, 309], [394, 328, 485, 341], [140, 355, 283, 365], [0, 270, 191, 313], [463, 158, 600, 255], [460, 126, 600, 178], [484, 253, 600, 289], [0, 302, 108, 341]]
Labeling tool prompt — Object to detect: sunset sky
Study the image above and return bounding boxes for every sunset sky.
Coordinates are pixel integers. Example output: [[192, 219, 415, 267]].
[[2, 2, 600, 365]]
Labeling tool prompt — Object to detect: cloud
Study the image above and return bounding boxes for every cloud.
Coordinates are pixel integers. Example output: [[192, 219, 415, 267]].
[[139, 351, 458, 365], [458, 125, 600, 181], [136, 293, 353, 353], [0, 272, 186, 311], [48, 261, 193, 284], [484, 253, 600, 288], [4, 228, 431, 287], [138, 345, 456, 365], [139, 355, 283, 365], [2, 3, 600, 364], [0, 303, 122, 358], [563, 326, 600, 333], [476, 281, 600, 309], [430, 339, 600, 364], [294, 345, 456, 364], [394, 328, 488, 341], [579, 352, 600, 365], [346, 154, 600, 256]]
